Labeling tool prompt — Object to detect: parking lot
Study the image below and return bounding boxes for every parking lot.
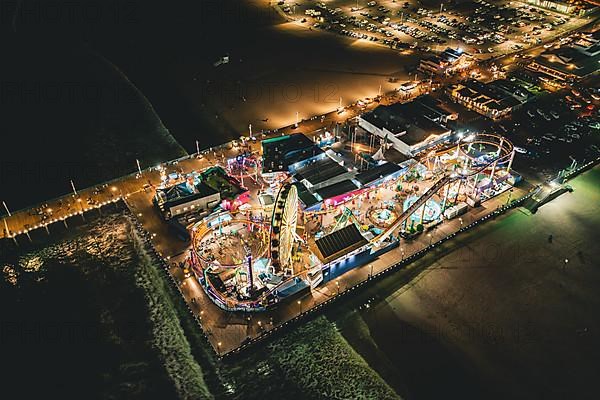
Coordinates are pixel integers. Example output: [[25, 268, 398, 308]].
[[278, 0, 590, 58], [488, 84, 600, 179]]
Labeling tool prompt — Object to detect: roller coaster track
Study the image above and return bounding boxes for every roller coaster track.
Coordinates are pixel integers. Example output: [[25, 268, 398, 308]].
[[331, 207, 363, 233], [374, 154, 502, 245]]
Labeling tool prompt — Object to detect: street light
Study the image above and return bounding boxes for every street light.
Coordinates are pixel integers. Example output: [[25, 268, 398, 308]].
[[2, 217, 10, 237], [297, 300, 302, 313], [459, 217, 463, 228], [427, 233, 432, 245], [2, 201, 11, 217], [335, 280, 340, 295], [369, 263, 373, 278], [401, 247, 405, 260]]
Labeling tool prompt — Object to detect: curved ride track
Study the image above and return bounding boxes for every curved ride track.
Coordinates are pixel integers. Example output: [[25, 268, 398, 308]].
[[375, 134, 514, 244]]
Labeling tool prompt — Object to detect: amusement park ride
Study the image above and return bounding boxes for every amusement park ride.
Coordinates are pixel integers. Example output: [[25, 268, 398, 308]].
[[183, 132, 517, 312], [373, 132, 516, 244]]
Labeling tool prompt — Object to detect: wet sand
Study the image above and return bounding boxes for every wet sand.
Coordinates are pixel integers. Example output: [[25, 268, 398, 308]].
[[335, 167, 600, 399], [82, 0, 418, 151]]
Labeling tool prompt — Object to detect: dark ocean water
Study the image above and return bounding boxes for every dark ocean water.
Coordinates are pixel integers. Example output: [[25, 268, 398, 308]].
[[1, 1, 279, 210], [1, 33, 186, 210]]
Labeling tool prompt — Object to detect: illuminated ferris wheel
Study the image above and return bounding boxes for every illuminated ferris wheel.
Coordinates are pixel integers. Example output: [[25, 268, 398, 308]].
[[270, 183, 299, 272]]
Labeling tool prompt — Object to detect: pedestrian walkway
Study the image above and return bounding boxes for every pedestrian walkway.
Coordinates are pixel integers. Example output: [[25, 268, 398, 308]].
[[164, 184, 529, 356]]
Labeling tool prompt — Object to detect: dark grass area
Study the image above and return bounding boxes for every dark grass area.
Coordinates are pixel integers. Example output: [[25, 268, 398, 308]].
[[0, 206, 219, 399], [0, 217, 177, 399]]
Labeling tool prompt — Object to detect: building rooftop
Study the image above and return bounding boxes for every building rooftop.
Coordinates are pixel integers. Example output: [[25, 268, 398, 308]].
[[452, 79, 522, 110], [262, 133, 323, 173], [361, 99, 451, 146], [315, 224, 368, 263], [157, 180, 219, 208], [417, 95, 457, 119], [420, 47, 472, 72], [354, 162, 403, 186], [294, 182, 320, 208], [316, 180, 359, 201], [491, 79, 534, 101], [442, 47, 468, 62], [401, 118, 450, 145], [294, 156, 347, 186], [381, 147, 411, 164], [534, 46, 600, 78]]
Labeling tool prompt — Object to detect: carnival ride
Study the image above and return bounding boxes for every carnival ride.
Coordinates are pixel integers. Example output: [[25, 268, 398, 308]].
[[189, 181, 308, 311], [226, 152, 260, 186], [403, 196, 442, 223], [330, 207, 367, 232], [368, 207, 399, 227], [186, 132, 516, 311], [192, 218, 269, 270], [373, 133, 515, 244], [270, 182, 299, 273]]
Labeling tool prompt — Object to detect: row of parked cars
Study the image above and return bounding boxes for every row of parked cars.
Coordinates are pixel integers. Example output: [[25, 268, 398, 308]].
[[515, 88, 599, 159], [293, 0, 571, 59]]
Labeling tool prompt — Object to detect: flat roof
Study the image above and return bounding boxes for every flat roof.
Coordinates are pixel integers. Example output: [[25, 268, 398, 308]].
[[417, 95, 455, 117], [462, 79, 509, 102], [294, 182, 320, 208], [361, 99, 451, 145], [402, 120, 450, 145], [382, 147, 411, 164], [159, 181, 219, 208], [316, 179, 359, 200], [294, 157, 347, 186], [442, 47, 469, 61], [534, 47, 600, 78], [354, 162, 402, 186], [262, 133, 323, 173], [492, 79, 533, 100], [454, 79, 524, 110], [315, 224, 368, 263], [362, 103, 410, 135]]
